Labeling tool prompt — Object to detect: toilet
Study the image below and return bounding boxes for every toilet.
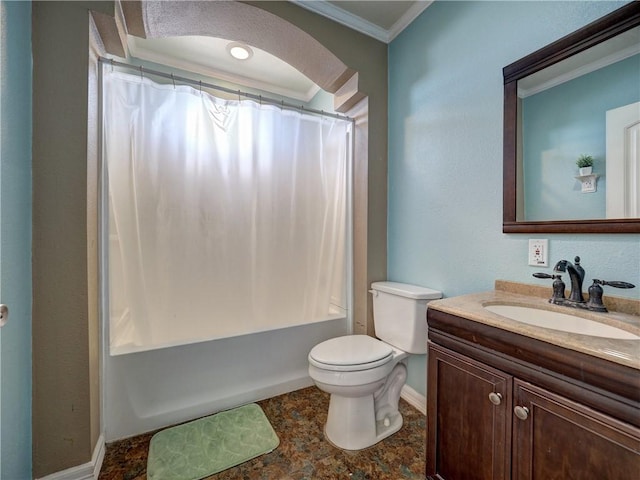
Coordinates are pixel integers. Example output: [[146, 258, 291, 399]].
[[308, 281, 442, 450]]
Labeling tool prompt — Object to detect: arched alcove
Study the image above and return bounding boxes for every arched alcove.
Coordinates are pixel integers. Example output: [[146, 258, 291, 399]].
[[98, 0, 364, 111]]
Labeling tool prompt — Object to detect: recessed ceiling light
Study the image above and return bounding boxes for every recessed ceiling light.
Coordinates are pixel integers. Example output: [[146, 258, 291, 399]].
[[227, 42, 253, 61]]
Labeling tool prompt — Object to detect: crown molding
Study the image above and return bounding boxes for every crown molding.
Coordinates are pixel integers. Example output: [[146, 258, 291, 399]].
[[388, 1, 433, 42], [292, 0, 432, 44], [293, 0, 388, 42]]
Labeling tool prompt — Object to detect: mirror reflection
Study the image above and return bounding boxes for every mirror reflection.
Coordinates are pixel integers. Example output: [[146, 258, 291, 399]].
[[517, 26, 639, 222]]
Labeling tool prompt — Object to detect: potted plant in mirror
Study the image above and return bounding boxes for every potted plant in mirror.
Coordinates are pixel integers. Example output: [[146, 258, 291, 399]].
[[576, 154, 594, 176]]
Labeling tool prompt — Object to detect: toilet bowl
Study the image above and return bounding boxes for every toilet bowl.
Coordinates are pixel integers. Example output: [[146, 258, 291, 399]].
[[308, 334, 408, 450], [308, 282, 442, 450]]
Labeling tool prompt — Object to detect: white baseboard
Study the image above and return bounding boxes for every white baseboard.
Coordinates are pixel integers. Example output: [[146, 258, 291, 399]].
[[401, 384, 426, 415], [36, 434, 105, 480]]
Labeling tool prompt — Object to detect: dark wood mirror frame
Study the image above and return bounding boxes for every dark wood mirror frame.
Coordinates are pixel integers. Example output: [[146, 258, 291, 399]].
[[503, 2, 640, 234]]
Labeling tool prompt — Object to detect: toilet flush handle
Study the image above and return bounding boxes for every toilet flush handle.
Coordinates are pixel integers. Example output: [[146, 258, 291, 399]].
[[369, 289, 378, 297]]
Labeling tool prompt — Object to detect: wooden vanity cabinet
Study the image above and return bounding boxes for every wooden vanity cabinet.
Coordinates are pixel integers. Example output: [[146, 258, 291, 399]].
[[427, 343, 640, 479], [426, 311, 640, 480]]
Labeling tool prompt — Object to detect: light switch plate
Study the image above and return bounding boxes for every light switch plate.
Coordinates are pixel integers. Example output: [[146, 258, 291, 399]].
[[528, 239, 548, 267]]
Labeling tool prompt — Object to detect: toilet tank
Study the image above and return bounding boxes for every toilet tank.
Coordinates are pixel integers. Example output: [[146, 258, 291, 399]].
[[370, 281, 442, 354]]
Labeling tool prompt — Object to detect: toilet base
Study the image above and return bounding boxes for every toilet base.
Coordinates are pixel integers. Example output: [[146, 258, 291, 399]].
[[324, 391, 404, 451]]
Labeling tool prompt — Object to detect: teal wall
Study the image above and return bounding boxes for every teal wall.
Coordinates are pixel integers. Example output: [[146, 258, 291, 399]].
[[388, 1, 638, 396], [0, 0, 32, 477], [522, 54, 640, 221]]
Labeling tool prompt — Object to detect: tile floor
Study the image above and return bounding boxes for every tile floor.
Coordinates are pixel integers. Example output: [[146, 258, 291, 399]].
[[99, 386, 427, 479]]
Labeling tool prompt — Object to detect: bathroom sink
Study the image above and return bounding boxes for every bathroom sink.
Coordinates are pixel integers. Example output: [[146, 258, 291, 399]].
[[484, 304, 640, 340]]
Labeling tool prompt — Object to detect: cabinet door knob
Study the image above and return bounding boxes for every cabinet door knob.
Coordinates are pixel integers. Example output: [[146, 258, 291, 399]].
[[488, 392, 502, 405], [514, 405, 529, 420]]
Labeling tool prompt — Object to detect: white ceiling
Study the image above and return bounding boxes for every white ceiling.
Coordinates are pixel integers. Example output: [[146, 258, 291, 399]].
[[127, 1, 431, 101]]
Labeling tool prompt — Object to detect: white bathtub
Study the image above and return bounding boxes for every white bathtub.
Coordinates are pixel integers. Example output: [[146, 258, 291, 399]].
[[103, 314, 348, 441]]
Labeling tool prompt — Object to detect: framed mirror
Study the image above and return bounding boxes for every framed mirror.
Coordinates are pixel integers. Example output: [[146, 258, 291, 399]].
[[503, 3, 640, 233]]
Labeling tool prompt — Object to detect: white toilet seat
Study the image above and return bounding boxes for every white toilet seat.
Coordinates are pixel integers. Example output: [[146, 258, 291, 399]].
[[307, 335, 409, 450], [307, 281, 441, 450], [308, 335, 394, 372]]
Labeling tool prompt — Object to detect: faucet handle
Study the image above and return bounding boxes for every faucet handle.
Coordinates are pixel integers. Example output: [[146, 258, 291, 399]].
[[587, 281, 607, 312], [592, 279, 636, 289], [533, 273, 565, 302], [533, 273, 556, 279], [588, 279, 635, 313]]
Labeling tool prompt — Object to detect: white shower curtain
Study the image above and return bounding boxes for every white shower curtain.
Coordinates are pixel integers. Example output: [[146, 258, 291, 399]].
[[103, 71, 350, 351]]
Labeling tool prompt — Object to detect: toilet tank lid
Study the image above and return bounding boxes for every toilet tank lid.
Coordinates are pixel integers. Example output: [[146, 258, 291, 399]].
[[370, 281, 442, 300]]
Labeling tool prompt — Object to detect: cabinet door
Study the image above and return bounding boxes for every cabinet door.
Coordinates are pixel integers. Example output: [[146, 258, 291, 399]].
[[427, 343, 512, 480], [512, 379, 640, 480]]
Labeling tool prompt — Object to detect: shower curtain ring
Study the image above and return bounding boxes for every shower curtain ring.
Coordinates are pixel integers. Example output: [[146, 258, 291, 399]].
[[199, 80, 202, 94], [110, 58, 114, 72], [171, 73, 176, 89], [139, 65, 144, 81]]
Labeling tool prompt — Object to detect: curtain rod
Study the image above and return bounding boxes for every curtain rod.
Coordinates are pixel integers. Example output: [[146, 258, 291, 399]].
[[99, 57, 353, 123]]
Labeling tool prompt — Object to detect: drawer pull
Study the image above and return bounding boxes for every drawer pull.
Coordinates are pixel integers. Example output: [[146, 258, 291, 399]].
[[488, 392, 502, 406]]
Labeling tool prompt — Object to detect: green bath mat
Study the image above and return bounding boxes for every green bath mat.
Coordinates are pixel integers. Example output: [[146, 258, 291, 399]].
[[147, 403, 279, 480]]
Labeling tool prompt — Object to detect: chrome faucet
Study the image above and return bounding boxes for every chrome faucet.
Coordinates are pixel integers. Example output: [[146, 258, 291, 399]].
[[553, 256, 585, 304]]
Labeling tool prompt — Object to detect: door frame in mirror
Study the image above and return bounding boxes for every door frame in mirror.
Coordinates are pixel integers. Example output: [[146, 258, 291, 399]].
[[503, 2, 640, 234]]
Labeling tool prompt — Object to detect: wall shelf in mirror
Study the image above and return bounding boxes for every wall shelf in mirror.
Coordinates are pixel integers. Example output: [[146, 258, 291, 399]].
[[503, 2, 640, 233], [575, 174, 599, 194]]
